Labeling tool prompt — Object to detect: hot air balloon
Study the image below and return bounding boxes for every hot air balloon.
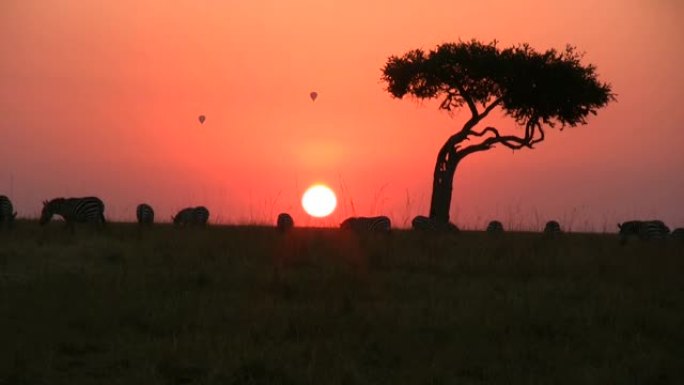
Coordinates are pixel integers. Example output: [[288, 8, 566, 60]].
[[198, 115, 206, 124], [309, 92, 318, 102]]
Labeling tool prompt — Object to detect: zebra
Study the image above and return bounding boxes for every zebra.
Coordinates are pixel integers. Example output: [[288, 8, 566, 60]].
[[618, 220, 670, 244], [276, 213, 294, 233], [486, 220, 504, 235], [136, 203, 155, 225], [39, 197, 106, 226], [543, 220, 563, 238], [173, 206, 209, 226], [0, 195, 17, 229], [670, 228, 684, 241], [340, 216, 391, 233], [411, 215, 459, 232]]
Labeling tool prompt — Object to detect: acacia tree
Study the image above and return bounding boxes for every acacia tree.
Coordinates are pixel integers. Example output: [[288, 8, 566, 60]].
[[382, 40, 614, 224]]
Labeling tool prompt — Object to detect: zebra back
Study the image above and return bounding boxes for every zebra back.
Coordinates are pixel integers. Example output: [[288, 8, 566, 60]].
[[173, 207, 196, 226], [136, 203, 155, 225], [618, 220, 670, 243], [173, 206, 209, 226], [341, 216, 391, 233], [0, 195, 16, 227], [40, 197, 105, 225], [642, 220, 670, 239], [412, 215, 434, 231], [486, 220, 504, 234], [412, 215, 459, 233], [276, 213, 294, 232]]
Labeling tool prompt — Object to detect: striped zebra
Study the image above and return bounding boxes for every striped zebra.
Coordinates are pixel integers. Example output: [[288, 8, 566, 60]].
[[340, 216, 391, 233], [0, 195, 17, 229], [39, 197, 106, 226], [543, 220, 563, 238], [276, 213, 294, 233], [670, 228, 684, 241], [486, 220, 504, 235], [173, 206, 209, 226], [411, 215, 459, 232], [136, 203, 155, 225], [618, 220, 670, 244]]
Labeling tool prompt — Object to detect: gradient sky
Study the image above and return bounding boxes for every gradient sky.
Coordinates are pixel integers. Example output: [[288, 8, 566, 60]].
[[1, 0, 683, 230]]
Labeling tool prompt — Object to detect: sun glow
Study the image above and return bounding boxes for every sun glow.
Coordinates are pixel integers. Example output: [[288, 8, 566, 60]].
[[302, 184, 337, 218]]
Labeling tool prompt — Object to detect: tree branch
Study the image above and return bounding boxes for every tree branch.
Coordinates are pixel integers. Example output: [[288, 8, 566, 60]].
[[458, 118, 545, 157], [454, 97, 503, 138], [453, 84, 478, 120], [479, 97, 503, 121]]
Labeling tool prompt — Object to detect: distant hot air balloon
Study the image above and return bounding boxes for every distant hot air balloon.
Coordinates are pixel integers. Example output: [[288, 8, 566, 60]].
[[309, 92, 318, 102], [198, 115, 206, 124]]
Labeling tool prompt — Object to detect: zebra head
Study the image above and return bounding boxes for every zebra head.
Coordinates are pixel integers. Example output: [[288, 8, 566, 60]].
[[39, 198, 64, 225]]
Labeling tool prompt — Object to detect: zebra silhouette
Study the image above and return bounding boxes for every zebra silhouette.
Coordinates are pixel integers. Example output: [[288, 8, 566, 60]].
[[276, 213, 294, 233], [618, 220, 670, 244], [136, 203, 155, 225], [669, 228, 684, 241], [543, 220, 562, 237], [0, 195, 17, 229], [341, 216, 391, 233], [40, 197, 105, 226], [412, 215, 459, 232], [486, 220, 504, 234], [173, 206, 209, 226]]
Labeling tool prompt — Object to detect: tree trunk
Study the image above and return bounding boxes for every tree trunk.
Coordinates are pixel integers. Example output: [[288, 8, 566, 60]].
[[429, 142, 461, 224]]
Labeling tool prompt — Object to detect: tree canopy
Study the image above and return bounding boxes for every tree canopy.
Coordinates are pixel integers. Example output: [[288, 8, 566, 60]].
[[382, 40, 614, 151]]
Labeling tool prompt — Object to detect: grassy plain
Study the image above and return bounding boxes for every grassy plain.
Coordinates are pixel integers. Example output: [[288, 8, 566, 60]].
[[1, 221, 683, 384]]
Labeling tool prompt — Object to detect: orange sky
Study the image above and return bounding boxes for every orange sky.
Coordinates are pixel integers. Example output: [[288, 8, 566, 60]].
[[1, 0, 683, 230]]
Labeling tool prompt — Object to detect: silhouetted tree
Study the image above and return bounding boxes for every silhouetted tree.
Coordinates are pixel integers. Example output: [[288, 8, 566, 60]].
[[382, 40, 614, 224]]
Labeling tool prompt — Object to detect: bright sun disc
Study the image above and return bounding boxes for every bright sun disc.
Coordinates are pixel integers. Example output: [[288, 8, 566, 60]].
[[302, 184, 337, 218]]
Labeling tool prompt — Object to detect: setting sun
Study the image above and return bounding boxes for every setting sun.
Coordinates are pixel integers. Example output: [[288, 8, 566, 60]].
[[302, 184, 337, 218]]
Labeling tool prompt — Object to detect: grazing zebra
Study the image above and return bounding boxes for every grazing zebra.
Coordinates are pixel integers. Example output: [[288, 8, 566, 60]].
[[276, 213, 294, 232], [618, 220, 670, 244], [411, 215, 459, 232], [486, 220, 504, 234], [173, 206, 209, 226], [543, 220, 563, 237], [0, 195, 17, 229], [340, 216, 391, 233], [670, 228, 684, 241], [39, 197, 106, 226], [136, 203, 155, 225]]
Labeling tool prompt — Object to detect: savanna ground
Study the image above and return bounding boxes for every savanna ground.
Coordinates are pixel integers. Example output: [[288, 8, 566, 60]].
[[0, 221, 682, 385]]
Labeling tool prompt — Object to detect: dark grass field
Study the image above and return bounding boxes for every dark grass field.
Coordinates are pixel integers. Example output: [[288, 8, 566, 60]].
[[1, 221, 683, 384]]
